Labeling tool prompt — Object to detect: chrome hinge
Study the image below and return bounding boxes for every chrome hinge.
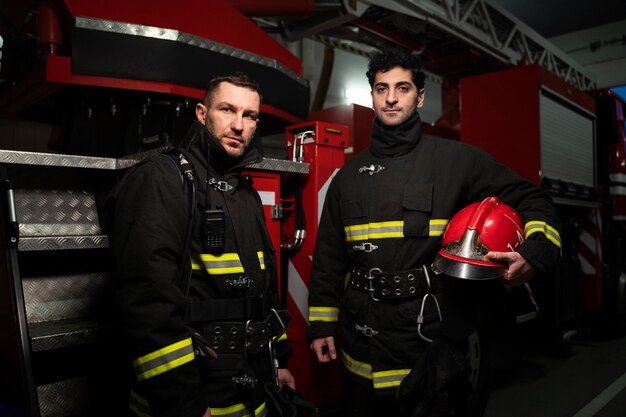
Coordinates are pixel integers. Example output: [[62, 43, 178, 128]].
[[272, 204, 283, 220]]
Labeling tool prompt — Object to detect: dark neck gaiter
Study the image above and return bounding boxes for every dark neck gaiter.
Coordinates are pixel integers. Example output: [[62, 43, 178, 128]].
[[370, 111, 423, 158]]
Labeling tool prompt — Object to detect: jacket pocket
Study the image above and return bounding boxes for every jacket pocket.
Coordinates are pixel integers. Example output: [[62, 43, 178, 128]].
[[341, 199, 367, 221], [402, 183, 433, 237]]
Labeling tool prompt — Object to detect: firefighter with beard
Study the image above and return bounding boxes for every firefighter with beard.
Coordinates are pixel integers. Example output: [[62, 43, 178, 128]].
[[107, 73, 295, 417], [307, 49, 561, 416]]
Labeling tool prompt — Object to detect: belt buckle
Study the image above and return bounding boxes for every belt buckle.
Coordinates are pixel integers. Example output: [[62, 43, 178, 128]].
[[244, 319, 252, 358], [367, 267, 382, 301]]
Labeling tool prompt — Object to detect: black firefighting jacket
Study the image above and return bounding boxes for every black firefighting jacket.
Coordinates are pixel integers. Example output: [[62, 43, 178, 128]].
[[107, 121, 283, 417], [307, 113, 561, 393]]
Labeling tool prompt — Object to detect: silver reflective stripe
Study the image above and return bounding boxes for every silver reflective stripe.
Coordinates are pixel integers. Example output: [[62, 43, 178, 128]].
[[369, 224, 403, 235], [346, 227, 369, 240], [205, 259, 243, 269]]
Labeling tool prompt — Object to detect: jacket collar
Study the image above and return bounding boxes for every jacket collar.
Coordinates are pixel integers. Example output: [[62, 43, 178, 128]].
[[370, 111, 422, 158], [181, 120, 262, 176]]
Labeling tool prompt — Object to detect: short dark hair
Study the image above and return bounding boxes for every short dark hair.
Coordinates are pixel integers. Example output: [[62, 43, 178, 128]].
[[366, 48, 425, 90], [203, 72, 263, 106]]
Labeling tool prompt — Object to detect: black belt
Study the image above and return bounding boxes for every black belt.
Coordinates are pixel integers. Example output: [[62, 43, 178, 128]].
[[196, 310, 290, 355], [200, 320, 271, 354], [349, 266, 443, 300]]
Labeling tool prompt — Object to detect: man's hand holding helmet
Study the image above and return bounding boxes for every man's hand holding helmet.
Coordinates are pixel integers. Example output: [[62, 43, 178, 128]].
[[433, 196, 532, 286], [484, 251, 536, 289]]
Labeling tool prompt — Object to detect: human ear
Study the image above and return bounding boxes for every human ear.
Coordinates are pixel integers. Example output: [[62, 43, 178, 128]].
[[417, 89, 426, 109], [196, 103, 207, 125]]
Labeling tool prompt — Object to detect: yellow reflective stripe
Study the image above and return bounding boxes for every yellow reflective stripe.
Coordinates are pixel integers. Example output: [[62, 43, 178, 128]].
[[257, 251, 266, 270], [341, 349, 372, 380], [129, 390, 152, 417], [200, 253, 244, 274], [133, 338, 195, 381], [345, 219, 450, 240], [308, 306, 339, 322], [274, 332, 287, 342], [255, 401, 267, 417], [428, 219, 449, 236], [342, 350, 410, 389], [525, 221, 562, 249], [211, 401, 267, 417], [345, 221, 404, 241], [372, 368, 411, 389], [191, 262, 202, 270]]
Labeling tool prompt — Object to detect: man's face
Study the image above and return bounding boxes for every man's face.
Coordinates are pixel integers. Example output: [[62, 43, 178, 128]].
[[196, 81, 261, 158], [371, 66, 425, 126]]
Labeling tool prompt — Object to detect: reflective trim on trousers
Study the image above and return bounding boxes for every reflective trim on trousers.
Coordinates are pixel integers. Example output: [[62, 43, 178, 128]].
[[341, 349, 410, 390], [308, 306, 339, 322], [211, 401, 267, 417], [128, 391, 267, 417], [133, 337, 195, 381]]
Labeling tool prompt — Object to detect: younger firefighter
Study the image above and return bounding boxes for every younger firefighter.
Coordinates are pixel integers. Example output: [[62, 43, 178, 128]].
[[307, 48, 561, 416], [107, 72, 295, 417]]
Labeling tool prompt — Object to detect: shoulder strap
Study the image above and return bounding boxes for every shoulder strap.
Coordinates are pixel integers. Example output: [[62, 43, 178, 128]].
[[162, 148, 197, 299]]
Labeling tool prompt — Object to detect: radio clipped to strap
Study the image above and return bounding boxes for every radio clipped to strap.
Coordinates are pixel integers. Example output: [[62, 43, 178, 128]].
[[201, 209, 226, 253]]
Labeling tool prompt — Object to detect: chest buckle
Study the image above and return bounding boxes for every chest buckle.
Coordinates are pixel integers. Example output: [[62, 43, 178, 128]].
[[209, 178, 234, 192], [355, 323, 378, 337], [353, 242, 378, 252], [358, 164, 385, 175]]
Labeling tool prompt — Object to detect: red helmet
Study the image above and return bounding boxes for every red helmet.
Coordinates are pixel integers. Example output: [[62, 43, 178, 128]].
[[432, 197, 524, 280]]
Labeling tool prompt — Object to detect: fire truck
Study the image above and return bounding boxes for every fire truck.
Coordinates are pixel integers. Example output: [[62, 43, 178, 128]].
[[0, 0, 625, 416]]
